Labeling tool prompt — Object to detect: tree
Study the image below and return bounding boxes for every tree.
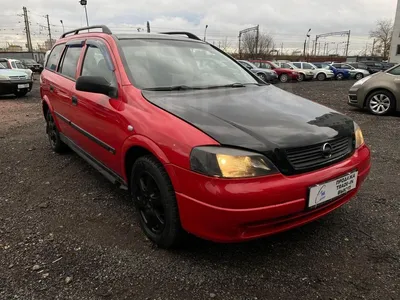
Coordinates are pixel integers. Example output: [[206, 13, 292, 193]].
[[219, 37, 231, 52], [241, 31, 274, 58], [369, 19, 393, 58]]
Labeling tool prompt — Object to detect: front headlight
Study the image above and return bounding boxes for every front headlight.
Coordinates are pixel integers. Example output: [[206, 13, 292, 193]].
[[190, 146, 278, 178], [354, 122, 364, 148]]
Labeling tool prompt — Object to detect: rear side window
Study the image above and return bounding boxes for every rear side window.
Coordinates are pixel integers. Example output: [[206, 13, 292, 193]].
[[46, 44, 65, 71], [59, 46, 82, 79]]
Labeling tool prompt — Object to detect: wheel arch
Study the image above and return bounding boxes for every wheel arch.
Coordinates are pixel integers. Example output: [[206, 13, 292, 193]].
[[42, 96, 62, 131], [363, 88, 397, 110], [121, 135, 180, 191]]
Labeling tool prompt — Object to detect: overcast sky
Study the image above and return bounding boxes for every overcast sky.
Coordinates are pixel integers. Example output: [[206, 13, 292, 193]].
[[0, 0, 397, 54]]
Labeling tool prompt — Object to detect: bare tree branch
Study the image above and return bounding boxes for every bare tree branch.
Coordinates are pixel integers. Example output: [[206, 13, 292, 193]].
[[369, 19, 393, 58], [241, 32, 274, 58], [219, 37, 231, 52]]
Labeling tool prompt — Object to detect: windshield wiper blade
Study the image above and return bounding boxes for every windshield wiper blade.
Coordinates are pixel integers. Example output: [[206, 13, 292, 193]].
[[143, 85, 196, 91], [204, 83, 260, 89]]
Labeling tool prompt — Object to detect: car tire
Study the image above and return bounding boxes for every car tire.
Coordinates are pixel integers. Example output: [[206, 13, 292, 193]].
[[14, 90, 28, 97], [259, 73, 268, 82], [45, 110, 68, 153], [297, 73, 305, 82], [366, 90, 395, 116], [335, 73, 344, 80], [355, 73, 364, 80], [131, 155, 184, 249], [279, 73, 289, 83], [317, 73, 326, 81]]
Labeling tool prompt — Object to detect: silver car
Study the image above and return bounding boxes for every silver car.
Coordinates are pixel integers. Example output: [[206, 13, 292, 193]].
[[348, 64, 400, 115]]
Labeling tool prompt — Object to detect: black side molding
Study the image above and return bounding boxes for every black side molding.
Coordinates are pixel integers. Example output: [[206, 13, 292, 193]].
[[59, 133, 127, 190]]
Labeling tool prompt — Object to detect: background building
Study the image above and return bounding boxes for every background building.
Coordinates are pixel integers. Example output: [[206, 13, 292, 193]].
[[389, 0, 400, 62]]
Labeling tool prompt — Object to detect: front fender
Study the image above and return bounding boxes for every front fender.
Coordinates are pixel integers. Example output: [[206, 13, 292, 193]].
[[120, 134, 182, 192]]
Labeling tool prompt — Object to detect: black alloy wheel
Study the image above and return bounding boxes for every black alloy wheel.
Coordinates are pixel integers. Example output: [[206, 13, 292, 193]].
[[131, 155, 184, 248], [135, 171, 166, 235]]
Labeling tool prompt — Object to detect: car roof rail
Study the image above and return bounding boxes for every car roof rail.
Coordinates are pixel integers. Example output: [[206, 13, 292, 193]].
[[160, 31, 202, 41], [60, 25, 112, 39]]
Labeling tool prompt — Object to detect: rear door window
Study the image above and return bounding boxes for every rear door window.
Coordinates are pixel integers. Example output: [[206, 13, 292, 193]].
[[292, 62, 301, 68], [303, 63, 313, 69], [59, 46, 83, 79], [46, 44, 65, 71]]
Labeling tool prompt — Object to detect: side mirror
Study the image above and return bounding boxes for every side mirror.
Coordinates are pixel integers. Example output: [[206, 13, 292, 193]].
[[311, 67, 315, 70], [76, 76, 117, 98]]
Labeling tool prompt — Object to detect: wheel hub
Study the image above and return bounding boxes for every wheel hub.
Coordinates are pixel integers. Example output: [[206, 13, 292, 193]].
[[370, 94, 390, 114]]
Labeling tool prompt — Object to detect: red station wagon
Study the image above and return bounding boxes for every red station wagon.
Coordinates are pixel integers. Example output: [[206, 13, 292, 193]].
[[40, 25, 371, 248], [249, 60, 300, 83]]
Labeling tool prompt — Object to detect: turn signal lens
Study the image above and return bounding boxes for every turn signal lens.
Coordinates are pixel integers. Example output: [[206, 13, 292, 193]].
[[354, 123, 365, 148]]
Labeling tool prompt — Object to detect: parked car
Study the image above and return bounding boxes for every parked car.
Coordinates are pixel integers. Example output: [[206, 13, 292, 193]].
[[40, 25, 371, 248], [275, 61, 314, 81], [0, 63, 33, 97], [331, 63, 370, 80], [313, 62, 351, 80], [347, 62, 368, 71], [237, 60, 278, 82], [249, 60, 299, 83], [291, 62, 335, 81], [359, 61, 384, 74], [382, 62, 396, 70], [348, 63, 400, 115], [0, 58, 33, 80], [20, 58, 44, 73]]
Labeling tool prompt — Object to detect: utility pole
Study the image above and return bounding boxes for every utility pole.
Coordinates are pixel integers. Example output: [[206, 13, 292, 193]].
[[345, 30, 351, 57], [318, 42, 321, 56], [255, 25, 259, 57], [22, 7, 33, 52], [371, 39, 376, 56], [45, 15, 53, 48], [147, 21, 150, 33], [311, 40, 315, 56], [280, 42, 283, 55]]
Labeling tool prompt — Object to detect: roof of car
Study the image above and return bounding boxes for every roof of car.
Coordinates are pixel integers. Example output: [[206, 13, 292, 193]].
[[114, 33, 204, 43]]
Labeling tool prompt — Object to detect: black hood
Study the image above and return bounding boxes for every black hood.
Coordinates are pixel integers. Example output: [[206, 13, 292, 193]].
[[142, 85, 354, 153]]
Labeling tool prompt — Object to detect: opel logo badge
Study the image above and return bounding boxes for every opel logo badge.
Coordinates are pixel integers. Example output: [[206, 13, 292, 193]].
[[322, 143, 333, 158]]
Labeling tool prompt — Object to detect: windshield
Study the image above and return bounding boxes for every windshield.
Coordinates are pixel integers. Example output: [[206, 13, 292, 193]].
[[0, 61, 8, 68], [309, 63, 318, 69], [119, 39, 258, 89], [15, 61, 25, 69], [319, 63, 331, 70], [269, 61, 279, 68]]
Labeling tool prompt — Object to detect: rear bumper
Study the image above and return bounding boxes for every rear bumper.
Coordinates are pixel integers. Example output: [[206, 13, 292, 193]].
[[0, 80, 33, 95], [173, 145, 371, 243], [348, 86, 364, 108]]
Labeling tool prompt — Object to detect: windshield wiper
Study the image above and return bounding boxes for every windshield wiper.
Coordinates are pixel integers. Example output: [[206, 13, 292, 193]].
[[143, 85, 196, 91], [143, 83, 260, 91]]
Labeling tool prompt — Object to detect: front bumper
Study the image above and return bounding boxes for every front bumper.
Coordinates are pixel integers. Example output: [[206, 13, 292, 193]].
[[326, 73, 335, 79], [0, 80, 33, 95], [348, 85, 363, 108], [172, 145, 371, 243]]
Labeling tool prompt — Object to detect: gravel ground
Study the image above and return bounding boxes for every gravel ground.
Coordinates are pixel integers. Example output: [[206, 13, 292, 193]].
[[0, 79, 399, 300]]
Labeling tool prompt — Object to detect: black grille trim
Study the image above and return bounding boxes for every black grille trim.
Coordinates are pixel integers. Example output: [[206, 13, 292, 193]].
[[284, 136, 353, 174]]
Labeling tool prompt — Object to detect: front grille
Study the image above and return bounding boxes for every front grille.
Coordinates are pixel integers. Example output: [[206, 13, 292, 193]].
[[9, 75, 27, 80], [284, 136, 352, 172]]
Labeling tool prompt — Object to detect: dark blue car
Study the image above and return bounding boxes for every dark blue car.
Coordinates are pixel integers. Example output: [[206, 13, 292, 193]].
[[313, 62, 350, 80]]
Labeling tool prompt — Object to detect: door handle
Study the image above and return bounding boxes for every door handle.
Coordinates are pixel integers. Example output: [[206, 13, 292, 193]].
[[50, 85, 54, 92], [72, 95, 78, 106]]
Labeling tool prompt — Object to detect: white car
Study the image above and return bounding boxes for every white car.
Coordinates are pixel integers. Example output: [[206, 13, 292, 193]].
[[331, 63, 370, 80], [0, 58, 33, 80], [275, 62, 314, 81], [292, 62, 335, 81]]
